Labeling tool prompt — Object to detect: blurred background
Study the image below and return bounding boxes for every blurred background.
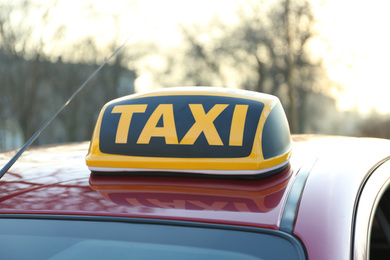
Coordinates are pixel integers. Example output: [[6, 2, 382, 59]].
[[1, 0, 389, 151]]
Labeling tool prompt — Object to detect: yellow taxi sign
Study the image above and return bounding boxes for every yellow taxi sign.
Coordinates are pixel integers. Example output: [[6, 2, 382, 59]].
[[86, 87, 292, 175]]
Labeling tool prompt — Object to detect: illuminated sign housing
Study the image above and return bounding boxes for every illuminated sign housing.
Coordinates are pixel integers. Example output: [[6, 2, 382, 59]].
[[86, 87, 292, 175]]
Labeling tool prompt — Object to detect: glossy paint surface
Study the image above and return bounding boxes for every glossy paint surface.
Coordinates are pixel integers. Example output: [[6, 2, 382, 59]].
[[292, 137, 390, 260], [2, 135, 390, 260], [0, 142, 296, 229]]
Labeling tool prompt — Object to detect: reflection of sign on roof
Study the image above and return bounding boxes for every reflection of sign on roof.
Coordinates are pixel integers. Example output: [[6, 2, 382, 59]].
[[86, 87, 292, 176], [109, 193, 274, 212], [89, 165, 292, 213]]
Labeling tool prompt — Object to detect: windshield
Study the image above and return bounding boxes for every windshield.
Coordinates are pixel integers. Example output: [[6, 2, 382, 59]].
[[0, 217, 305, 260]]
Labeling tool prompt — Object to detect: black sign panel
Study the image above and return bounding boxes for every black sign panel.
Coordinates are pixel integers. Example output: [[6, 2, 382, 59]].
[[99, 95, 264, 158]]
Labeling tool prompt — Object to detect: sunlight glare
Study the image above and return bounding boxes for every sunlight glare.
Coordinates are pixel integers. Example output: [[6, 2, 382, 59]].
[[315, 0, 390, 113]]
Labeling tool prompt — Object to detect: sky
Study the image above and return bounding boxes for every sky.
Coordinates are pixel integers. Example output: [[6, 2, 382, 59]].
[[51, 0, 239, 46], [313, 0, 390, 114], [14, 0, 390, 114]]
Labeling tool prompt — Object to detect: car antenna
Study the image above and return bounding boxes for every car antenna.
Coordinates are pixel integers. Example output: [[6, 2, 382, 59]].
[[0, 34, 133, 180]]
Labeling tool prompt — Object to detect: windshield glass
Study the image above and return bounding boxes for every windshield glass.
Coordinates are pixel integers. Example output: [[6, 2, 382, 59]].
[[0, 218, 305, 259]]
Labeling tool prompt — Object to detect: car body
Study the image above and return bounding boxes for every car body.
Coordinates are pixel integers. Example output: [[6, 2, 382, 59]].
[[1, 88, 390, 259]]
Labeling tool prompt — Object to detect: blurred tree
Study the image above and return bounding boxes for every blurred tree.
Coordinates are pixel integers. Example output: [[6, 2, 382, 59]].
[[156, 0, 333, 133], [358, 112, 390, 139], [0, 1, 60, 142], [0, 2, 139, 149]]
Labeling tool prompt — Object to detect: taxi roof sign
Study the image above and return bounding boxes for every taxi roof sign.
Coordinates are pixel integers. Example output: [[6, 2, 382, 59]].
[[86, 87, 292, 176]]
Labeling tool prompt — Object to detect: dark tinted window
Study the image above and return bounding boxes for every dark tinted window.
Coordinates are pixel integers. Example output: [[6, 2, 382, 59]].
[[0, 218, 305, 259], [370, 188, 390, 259]]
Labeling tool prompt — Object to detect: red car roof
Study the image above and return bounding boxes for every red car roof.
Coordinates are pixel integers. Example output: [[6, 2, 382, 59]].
[[1, 135, 390, 260], [0, 140, 296, 229]]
